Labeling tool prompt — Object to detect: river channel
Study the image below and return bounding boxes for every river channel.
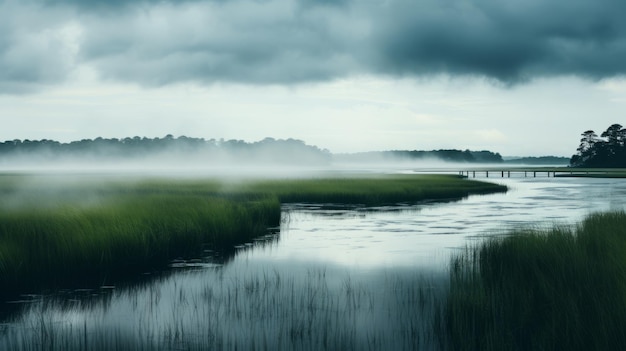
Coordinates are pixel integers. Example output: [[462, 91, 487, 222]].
[[1, 176, 626, 350]]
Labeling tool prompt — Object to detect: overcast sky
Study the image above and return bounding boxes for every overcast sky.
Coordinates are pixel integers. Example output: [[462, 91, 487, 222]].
[[1, 0, 625, 157]]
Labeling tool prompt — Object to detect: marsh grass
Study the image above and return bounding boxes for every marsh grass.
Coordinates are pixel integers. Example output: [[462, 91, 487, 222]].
[[0, 194, 281, 299], [0, 173, 505, 300], [228, 174, 506, 205], [442, 211, 626, 350]]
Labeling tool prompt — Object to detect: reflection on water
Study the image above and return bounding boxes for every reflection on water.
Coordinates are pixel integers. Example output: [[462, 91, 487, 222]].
[[2, 177, 626, 350], [1, 263, 446, 350]]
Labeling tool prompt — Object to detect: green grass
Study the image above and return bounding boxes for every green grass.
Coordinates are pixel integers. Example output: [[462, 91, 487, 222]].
[[0, 194, 281, 298], [223, 174, 506, 204], [442, 211, 626, 350], [0, 173, 506, 299]]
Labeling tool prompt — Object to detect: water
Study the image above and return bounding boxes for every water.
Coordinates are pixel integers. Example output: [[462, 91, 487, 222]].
[[1, 177, 626, 350], [256, 177, 626, 269]]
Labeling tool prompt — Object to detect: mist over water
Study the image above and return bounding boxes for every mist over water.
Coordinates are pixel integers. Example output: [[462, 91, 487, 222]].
[[2, 175, 625, 350], [0, 137, 330, 172], [0, 135, 522, 178]]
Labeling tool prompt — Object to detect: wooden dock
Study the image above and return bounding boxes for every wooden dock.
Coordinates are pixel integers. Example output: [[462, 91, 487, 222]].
[[458, 169, 625, 178], [459, 170, 555, 178]]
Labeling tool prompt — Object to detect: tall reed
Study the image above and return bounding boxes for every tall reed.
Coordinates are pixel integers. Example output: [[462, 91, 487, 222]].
[[442, 211, 626, 350]]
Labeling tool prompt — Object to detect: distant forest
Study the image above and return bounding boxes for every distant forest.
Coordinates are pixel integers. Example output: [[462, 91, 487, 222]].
[[0, 136, 331, 166], [503, 156, 570, 165], [1, 135, 513, 166], [571, 123, 626, 168], [336, 150, 503, 163]]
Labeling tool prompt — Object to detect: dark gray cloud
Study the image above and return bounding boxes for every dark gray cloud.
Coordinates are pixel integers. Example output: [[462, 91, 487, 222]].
[[76, 0, 363, 85], [371, 0, 626, 82], [1, 0, 626, 92]]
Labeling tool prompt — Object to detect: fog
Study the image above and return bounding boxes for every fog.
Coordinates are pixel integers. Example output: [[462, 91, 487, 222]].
[[0, 153, 510, 180], [0, 142, 516, 213], [0, 137, 329, 177], [0, 136, 522, 179]]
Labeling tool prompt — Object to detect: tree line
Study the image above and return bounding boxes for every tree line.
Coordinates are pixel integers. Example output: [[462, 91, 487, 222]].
[[0, 135, 507, 165], [0, 135, 332, 165], [388, 149, 503, 163], [335, 149, 503, 163], [571, 123, 626, 168]]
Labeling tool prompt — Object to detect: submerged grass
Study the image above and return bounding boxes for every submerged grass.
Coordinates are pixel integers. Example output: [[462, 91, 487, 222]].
[[442, 211, 626, 350], [0, 173, 506, 299]]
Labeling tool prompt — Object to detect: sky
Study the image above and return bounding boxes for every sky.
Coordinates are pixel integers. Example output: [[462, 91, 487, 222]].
[[1, 0, 625, 157]]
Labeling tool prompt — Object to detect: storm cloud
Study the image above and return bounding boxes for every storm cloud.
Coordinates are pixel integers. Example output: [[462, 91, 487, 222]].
[[76, 0, 365, 85], [371, 0, 626, 82], [2, 0, 626, 91], [0, 1, 79, 93]]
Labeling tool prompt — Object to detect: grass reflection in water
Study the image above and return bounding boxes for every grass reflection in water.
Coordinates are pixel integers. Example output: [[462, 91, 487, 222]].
[[1, 264, 447, 351]]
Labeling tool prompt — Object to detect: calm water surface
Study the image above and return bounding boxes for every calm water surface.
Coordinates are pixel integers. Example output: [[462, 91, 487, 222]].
[[2, 177, 626, 350], [260, 176, 626, 269]]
